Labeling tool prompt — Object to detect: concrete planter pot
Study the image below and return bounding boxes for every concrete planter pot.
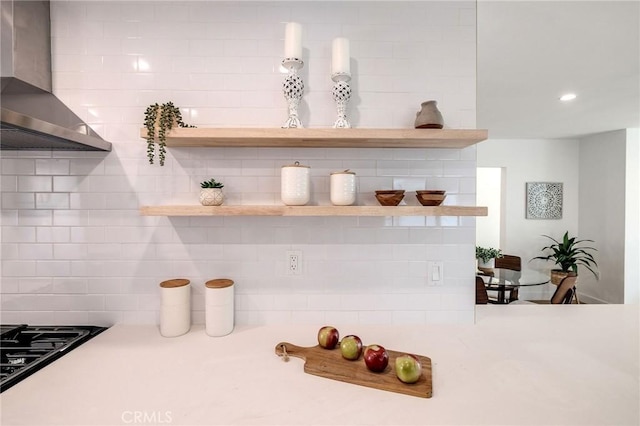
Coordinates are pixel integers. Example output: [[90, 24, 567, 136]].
[[199, 188, 224, 206]]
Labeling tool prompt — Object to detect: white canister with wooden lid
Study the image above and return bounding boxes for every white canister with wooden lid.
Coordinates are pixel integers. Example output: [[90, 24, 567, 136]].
[[205, 279, 234, 337], [281, 161, 310, 206], [159, 278, 191, 337], [330, 169, 357, 206]]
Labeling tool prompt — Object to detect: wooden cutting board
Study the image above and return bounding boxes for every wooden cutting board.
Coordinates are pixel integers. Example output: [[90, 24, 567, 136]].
[[274, 342, 432, 398]]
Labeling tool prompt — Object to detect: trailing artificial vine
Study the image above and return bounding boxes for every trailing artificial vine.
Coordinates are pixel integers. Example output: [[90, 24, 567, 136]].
[[144, 102, 195, 166]]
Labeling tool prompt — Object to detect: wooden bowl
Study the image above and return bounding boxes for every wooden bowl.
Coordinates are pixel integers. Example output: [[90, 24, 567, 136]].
[[416, 190, 446, 206], [416, 190, 446, 195], [375, 190, 405, 206]]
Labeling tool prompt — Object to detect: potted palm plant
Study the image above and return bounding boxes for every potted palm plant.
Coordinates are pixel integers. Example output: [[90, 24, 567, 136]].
[[199, 178, 224, 206], [144, 102, 195, 166], [531, 231, 598, 285], [476, 246, 502, 273]]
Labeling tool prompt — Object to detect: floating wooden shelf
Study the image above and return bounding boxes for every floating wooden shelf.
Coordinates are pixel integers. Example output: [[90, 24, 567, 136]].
[[139, 205, 488, 217], [139, 127, 488, 149]]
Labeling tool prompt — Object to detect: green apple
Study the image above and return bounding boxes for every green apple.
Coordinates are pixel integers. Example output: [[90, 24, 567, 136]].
[[340, 335, 363, 360], [395, 354, 422, 384]]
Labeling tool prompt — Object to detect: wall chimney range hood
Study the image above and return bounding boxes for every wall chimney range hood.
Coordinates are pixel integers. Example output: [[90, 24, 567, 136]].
[[0, 0, 111, 151]]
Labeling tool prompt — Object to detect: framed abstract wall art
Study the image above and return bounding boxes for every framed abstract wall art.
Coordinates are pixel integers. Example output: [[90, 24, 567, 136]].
[[526, 182, 563, 219]]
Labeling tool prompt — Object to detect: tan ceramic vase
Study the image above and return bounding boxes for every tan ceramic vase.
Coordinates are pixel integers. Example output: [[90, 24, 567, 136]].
[[414, 100, 444, 129]]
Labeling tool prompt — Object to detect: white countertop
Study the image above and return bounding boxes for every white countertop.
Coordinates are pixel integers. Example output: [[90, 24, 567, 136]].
[[1, 305, 638, 426]]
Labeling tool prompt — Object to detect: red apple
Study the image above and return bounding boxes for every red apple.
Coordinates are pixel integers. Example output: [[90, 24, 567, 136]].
[[317, 326, 339, 349], [340, 335, 363, 360], [395, 354, 422, 384], [363, 344, 389, 372]]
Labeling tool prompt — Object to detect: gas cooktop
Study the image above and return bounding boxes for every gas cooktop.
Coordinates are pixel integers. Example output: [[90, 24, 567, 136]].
[[0, 324, 108, 392]]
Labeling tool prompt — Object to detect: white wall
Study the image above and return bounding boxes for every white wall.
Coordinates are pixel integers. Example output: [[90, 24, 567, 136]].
[[477, 138, 580, 300], [578, 130, 627, 303], [476, 167, 501, 249], [0, 1, 479, 326], [624, 128, 640, 304]]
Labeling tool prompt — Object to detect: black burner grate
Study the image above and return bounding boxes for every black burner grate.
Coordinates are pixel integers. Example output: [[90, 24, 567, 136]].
[[0, 325, 107, 392]]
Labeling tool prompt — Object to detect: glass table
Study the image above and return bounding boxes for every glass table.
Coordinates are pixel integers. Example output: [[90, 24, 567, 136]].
[[477, 268, 551, 304]]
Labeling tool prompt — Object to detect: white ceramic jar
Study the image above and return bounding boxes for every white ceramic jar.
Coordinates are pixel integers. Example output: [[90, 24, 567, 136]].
[[330, 170, 357, 206], [281, 161, 310, 205], [159, 278, 191, 337], [205, 279, 234, 337]]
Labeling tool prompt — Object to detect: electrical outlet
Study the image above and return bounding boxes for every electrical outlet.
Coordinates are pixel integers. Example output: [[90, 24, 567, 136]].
[[427, 261, 444, 286], [286, 250, 302, 275]]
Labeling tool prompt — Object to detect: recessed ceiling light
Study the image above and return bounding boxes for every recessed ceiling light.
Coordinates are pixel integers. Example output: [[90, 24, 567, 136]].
[[559, 93, 577, 101]]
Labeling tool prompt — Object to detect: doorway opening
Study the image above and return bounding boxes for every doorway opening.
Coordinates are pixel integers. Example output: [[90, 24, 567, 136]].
[[476, 167, 504, 249]]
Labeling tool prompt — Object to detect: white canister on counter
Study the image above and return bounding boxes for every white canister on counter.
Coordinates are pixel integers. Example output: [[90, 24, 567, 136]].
[[281, 161, 310, 206], [159, 278, 191, 337], [205, 279, 235, 337], [330, 169, 357, 206]]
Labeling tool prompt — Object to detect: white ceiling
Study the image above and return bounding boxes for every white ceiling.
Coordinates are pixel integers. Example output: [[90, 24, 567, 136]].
[[477, 1, 640, 140]]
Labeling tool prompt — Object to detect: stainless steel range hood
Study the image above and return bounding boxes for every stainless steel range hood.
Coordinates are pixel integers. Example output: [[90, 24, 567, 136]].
[[0, 0, 111, 151]]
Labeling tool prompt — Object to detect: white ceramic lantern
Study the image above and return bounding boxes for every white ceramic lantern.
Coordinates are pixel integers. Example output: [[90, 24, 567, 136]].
[[281, 161, 310, 205]]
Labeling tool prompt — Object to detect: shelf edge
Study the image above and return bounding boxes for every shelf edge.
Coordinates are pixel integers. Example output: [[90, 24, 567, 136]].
[[139, 205, 488, 217]]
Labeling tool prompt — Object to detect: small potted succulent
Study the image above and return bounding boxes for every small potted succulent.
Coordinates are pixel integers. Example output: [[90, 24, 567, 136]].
[[144, 102, 195, 166], [531, 231, 598, 285], [199, 179, 224, 206], [476, 246, 503, 273]]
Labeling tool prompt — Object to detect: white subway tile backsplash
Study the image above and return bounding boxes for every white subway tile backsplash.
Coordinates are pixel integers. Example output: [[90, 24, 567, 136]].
[[290, 310, 326, 325], [37, 227, 70, 243], [53, 278, 89, 294], [53, 311, 90, 324], [1, 175, 17, 192], [2, 1, 478, 326], [19, 244, 53, 260], [88, 278, 123, 294], [35, 159, 70, 176], [2, 243, 19, 260], [392, 310, 427, 325], [70, 226, 105, 243], [69, 193, 107, 210], [35, 193, 70, 209], [36, 261, 72, 277], [52, 244, 88, 260], [3, 294, 70, 311], [104, 294, 137, 311], [2, 159, 34, 175], [69, 158, 106, 176], [68, 294, 105, 311], [53, 176, 90, 192], [3, 226, 36, 243], [0, 278, 20, 294], [18, 278, 53, 294], [357, 310, 393, 325], [18, 210, 52, 226], [85, 243, 127, 260], [2, 261, 36, 277], [2, 193, 35, 209]]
